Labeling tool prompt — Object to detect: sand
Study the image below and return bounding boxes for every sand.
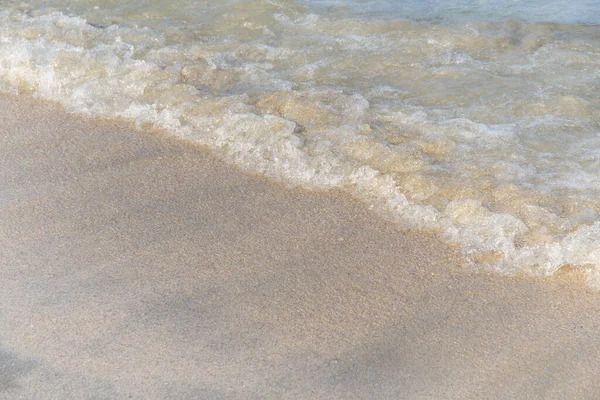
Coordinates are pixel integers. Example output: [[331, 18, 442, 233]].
[[1, 93, 600, 399]]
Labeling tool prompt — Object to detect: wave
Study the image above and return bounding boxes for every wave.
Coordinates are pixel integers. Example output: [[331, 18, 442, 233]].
[[2, 1, 600, 286]]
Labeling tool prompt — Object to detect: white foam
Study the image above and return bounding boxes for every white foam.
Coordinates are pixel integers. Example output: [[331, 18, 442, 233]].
[[2, 4, 600, 286]]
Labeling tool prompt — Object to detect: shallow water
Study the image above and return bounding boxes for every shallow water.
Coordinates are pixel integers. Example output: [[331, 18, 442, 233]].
[[1, 0, 600, 285]]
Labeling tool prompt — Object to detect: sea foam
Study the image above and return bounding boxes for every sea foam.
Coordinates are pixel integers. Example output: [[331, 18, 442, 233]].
[[2, 1, 600, 286]]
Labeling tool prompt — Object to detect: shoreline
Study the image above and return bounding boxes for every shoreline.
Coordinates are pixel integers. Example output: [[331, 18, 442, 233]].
[[1, 93, 600, 398]]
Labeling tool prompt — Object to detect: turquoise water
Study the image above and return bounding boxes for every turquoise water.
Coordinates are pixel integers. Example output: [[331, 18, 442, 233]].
[[305, 0, 600, 24], [1, 0, 600, 285]]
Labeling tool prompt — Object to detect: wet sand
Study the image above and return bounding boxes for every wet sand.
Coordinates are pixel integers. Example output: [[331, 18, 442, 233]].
[[1, 94, 600, 399]]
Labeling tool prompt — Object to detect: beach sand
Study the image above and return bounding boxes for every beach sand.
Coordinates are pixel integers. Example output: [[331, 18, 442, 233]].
[[1, 93, 600, 399]]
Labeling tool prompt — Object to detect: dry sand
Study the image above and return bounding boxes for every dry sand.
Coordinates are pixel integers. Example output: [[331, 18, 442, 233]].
[[1, 93, 600, 399]]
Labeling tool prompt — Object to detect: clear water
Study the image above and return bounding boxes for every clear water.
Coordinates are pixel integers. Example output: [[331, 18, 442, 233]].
[[1, 0, 600, 285], [304, 0, 600, 24]]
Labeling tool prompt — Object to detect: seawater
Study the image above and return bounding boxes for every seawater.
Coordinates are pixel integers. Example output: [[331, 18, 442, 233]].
[[1, 0, 600, 285]]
